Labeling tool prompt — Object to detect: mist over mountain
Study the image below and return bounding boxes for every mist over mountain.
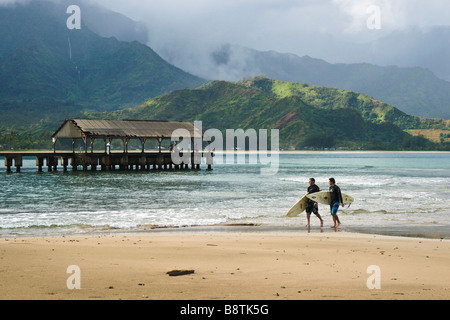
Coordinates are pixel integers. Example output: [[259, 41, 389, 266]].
[[79, 1, 149, 44], [327, 26, 450, 83], [100, 0, 449, 82]]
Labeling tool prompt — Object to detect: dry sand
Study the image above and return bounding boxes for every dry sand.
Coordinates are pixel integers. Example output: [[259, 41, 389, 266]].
[[0, 231, 449, 300]]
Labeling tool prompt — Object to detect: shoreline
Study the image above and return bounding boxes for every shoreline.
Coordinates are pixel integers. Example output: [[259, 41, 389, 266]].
[[2, 223, 450, 241], [0, 230, 449, 300], [216, 150, 450, 154]]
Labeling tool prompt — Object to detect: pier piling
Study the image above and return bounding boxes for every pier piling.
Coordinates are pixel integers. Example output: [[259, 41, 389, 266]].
[[4, 156, 23, 173], [1, 151, 213, 174]]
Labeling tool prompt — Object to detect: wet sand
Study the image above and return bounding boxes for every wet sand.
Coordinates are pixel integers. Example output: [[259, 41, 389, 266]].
[[0, 231, 449, 300]]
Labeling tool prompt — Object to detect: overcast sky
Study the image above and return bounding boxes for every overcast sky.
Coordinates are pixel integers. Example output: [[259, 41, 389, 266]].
[[90, 0, 450, 42], [83, 1, 447, 63]]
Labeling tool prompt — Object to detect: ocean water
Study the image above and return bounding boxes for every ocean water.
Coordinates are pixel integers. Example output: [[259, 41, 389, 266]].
[[0, 152, 449, 239]]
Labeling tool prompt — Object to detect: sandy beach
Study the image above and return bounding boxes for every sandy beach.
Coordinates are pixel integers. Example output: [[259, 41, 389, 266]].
[[0, 230, 449, 301]]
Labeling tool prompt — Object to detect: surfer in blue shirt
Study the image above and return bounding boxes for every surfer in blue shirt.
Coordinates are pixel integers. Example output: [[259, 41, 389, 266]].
[[329, 178, 344, 228], [306, 178, 324, 228]]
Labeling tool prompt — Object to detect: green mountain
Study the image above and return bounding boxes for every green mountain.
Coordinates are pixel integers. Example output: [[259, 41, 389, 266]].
[[87, 77, 449, 151], [0, 1, 204, 128]]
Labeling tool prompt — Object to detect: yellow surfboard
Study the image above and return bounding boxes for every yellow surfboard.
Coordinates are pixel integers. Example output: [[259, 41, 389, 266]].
[[286, 194, 309, 217], [306, 191, 354, 206]]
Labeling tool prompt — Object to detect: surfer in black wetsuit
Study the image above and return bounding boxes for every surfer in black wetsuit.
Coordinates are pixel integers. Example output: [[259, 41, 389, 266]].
[[329, 178, 344, 228], [306, 178, 324, 228]]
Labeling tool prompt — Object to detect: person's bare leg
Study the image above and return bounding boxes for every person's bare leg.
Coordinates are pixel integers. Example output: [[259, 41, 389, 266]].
[[315, 213, 324, 227], [331, 215, 338, 228]]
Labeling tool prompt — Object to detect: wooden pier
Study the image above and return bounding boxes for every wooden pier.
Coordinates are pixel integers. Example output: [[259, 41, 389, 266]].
[[1, 119, 214, 173], [0, 151, 213, 173]]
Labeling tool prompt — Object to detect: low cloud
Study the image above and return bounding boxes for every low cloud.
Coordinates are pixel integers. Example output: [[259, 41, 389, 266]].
[[86, 0, 450, 80]]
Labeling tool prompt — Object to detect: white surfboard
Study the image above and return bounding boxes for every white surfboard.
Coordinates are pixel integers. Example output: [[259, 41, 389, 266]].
[[306, 191, 354, 206], [286, 194, 309, 217]]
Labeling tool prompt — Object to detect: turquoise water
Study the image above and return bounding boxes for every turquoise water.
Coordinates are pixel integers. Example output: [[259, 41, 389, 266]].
[[0, 152, 449, 238]]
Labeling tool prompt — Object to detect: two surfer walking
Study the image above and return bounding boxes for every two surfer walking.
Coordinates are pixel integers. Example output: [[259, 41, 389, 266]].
[[286, 178, 352, 227], [306, 178, 345, 229]]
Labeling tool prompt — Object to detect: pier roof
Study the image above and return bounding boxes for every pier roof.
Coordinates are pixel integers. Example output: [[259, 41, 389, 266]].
[[52, 119, 206, 140]]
